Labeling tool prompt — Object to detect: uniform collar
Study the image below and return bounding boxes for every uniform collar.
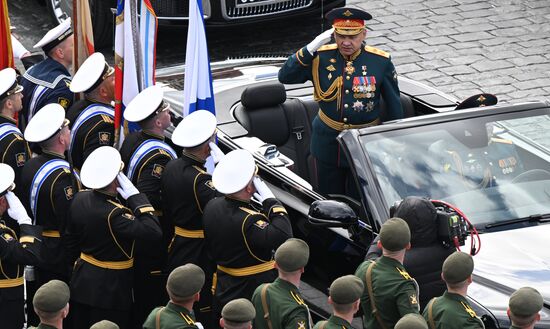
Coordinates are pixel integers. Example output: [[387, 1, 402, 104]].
[[0, 113, 16, 124], [342, 47, 362, 61], [42, 150, 66, 159], [328, 315, 352, 328], [181, 151, 206, 165], [273, 277, 300, 291], [443, 291, 469, 303], [378, 255, 404, 268], [93, 188, 118, 199], [166, 301, 194, 315], [84, 96, 113, 107], [142, 130, 165, 141], [224, 195, 251, 208]]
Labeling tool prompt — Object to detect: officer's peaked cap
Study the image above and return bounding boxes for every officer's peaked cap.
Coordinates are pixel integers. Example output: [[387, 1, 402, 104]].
[[326, 7, 372, 36], [80, 146, 123, 189], [70, 52, 114, 93], [509, 287, 543, 317], [34, 18, 73, 53], [0, 68, 23, 101], [379, 217, 411, 251], [395, 314, 429, 329], [455, 93, 498, 110], [24, 103, 67, 143], [222, 298, 256, 323], [212, 149, 256, 194], [329, 275, 364, 304], [275, 238, 310, 272], [167, 263, 205, 299], [442, 251, 474, 284], [172, 109, 217, 148], [33, 280, 70, 313]]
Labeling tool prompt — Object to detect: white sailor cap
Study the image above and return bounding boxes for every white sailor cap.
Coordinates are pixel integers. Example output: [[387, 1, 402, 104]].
[[24, 103, 69, 143], [212, 149, 256, 194], [0, 68, 24, 101], [172, 110, 217, 148], [80, 146, 123, 189], [123, 85, 170, 123], [34, 18, 73, 53], [0, 163, 16, 196], [70, 52, 114, 93]]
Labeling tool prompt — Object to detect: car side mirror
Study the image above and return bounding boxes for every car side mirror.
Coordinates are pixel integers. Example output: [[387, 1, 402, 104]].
[[308, 200, 358, 227]]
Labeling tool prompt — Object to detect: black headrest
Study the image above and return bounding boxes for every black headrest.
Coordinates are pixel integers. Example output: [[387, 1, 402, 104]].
[[241, 83, 286, 110]]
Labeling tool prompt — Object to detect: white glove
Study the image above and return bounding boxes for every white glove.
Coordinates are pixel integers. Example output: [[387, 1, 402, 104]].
[[116, 173, 139, 200], [5, 191, 32, 225], [252, 177, 275, 203], [209, 142, 225, 164], [306, 28, 334, 55]]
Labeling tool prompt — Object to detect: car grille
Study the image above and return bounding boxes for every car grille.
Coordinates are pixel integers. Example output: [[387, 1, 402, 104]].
[[223, 0, 314, 19], [149, 1, 189, 18]]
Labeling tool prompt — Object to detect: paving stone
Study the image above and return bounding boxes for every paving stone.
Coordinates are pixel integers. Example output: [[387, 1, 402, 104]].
[[439, 65, 477, 75], [421, 36, 455, 46], [479, 37, 520, 46], [456, 2, 494, 12], [490, 27, 531, 37], [485, 50, 520, 60], [418, 59, 451, 70], [456, 23, 498, 34], [492, 18, 533, 29], [515, 79, 550, 91], [444, 55, 485, 66], [449, 31, 494, 42], [395, 63, 423, 74], [448, 41, 482, 50], [427, 13, 463, 23], [508, 56, 548, 67], [406, 70, 445, 81], [470, 59, 514, 72], [432, 6, 460, 15]]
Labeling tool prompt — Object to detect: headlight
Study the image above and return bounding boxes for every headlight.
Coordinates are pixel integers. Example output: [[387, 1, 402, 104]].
[[468, 281, 550, 328]]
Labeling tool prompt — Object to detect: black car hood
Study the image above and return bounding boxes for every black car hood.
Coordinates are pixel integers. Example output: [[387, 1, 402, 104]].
[[472, 224, 550, 302]]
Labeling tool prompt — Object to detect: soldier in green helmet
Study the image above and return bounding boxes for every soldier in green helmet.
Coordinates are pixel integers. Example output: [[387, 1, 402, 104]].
[[220, 298, 256, 329], [507, 287, 543, 329], [30, 280, 70, 329], [313, 275, 364, 329]]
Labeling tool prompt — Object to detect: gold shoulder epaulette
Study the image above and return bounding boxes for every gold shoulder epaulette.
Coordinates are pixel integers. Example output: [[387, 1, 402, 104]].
[[239, 206, 262, 216], [318, 44, 338, 52], [192, 165, 208, 175], [290, 290, 307, 306], [396, 267, 412, 280], [365, 45, 390, 58], [491, 137, 513, 145], [107, 199, 126, 209]]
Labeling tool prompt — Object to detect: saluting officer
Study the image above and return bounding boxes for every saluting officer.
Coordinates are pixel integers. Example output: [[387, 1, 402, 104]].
[[313, 275, 364, 329], [422, 252, 484, 329], [64, 146, 162, 329], [507, 287, 544, 329], [355, 217, 420, 329], [19, 104, 75, 324], [143, 264, 205, 329], [20, 19, 74, 128], [252, 238, 312, 329], [221, 298, 256, 329], [278, 7, 403, 197], [204, 149, 293, 319], [66, 52, 116, 172], [119, 85, 178, 327], [0, 68, 31, 181], [0, 164, 42, 329], [161, 109, 224, 324]]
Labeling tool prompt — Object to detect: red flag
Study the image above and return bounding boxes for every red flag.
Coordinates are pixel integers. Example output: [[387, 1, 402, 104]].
[[72, 0, 95, 100], [0, 0, 14, 69]]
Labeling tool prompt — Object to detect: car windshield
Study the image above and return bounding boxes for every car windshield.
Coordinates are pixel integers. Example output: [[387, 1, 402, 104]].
[[361, 107, 550, 228]]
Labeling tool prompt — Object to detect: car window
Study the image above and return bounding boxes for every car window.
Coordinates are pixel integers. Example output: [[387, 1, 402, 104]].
[[360, 108, 550, 229]]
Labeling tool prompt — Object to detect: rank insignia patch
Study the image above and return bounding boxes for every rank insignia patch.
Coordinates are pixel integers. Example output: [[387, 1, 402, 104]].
[[326, 65, 336, 71], [205, 180, 215, 190], [254, 220, 269, 229], [16, 153, 26, 167], [152, 164, 164, 178], [99, 132, 111, 145], [409, 294, 418, 305], [297, 321, 306, 329], [58, 97, 70, 109], [2, 233, 14, 241], [122, 213, 135, 220], [64, 186, 74, 200]]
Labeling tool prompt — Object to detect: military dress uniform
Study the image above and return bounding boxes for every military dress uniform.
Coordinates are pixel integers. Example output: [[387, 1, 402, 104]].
[[278, 9, 402, 196], [314, 315, 353, 329], [355, 256, 420, 329], [66, 98, 115, 171], [0, 221, 42, 329], [422, 292, 484, 329], [143, 302, 200, 329], [0, 114, 31, 180]]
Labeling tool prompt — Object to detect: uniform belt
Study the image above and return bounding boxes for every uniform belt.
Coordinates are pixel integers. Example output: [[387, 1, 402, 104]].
[[42, 230, 61, 238], [174, 226, 204, 239], [80, 253, 134, 270], [217, 260, 275, 277], [0, 276, 24, 288], [318, 110, 380, 132]]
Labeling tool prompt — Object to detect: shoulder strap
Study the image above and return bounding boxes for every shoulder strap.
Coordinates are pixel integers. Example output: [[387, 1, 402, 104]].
[[427, 298, 437, 329], [318, 320, 328, 329], [155, 306, 165, 329], [126, 139, 177, 180], [261, 283, 274, 329], [69, 104, 115, 154], [365, 261, 389, 329]]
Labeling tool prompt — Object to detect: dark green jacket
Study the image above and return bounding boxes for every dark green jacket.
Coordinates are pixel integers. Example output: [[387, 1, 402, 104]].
[[355, 256, 420, 329], [278, 44, 403, 166], [422, 291, 484, 329], [252, 278, 311, 329], [313, 315, 353, 329], [142, 301, 199, 329]]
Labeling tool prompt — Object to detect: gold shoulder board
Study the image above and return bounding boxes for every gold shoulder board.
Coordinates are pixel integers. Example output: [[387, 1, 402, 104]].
[[192, 165, 208, 175], [318, 44, 338, 52], [365, 45, 390, 58], [239, 206, 262, 216]]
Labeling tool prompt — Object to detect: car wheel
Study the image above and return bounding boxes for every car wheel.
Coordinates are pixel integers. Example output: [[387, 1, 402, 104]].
[[45, 0, 115, 49]]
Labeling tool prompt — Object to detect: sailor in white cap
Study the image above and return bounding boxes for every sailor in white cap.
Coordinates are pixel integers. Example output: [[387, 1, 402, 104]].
[[0, 68, 31, 179], [66, 52, 116, 171], [20, 19, 74, 128], [18, 103, 76, 322], [64, 146, 162, 329], [118, 85, 178, 327], [0, 163, 43, 329], [160, 109, 224, 326], [203, 149, 292, 320]]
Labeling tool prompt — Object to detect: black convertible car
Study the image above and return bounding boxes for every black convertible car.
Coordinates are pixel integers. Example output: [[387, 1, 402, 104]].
[[157, 58, 550, 328]]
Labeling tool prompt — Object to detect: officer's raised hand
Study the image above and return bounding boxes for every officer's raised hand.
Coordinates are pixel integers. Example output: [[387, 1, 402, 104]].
[[5, 191, 32, 225], [209, 142, 225, 164], [116, 172, 140, 200], [306, 28, 335, 55], [252, 177, 275, 203]]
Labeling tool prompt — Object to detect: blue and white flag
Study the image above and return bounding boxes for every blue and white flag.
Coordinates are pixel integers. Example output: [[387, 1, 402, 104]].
[[183, 0, 215, 117], [139, 0, 157, 88]]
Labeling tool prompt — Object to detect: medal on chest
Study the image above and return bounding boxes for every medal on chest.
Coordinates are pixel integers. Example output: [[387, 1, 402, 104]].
[[345, 61, 355, 75]]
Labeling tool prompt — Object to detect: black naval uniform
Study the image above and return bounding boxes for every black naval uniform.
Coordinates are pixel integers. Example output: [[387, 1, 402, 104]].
[[66, 99, 115, 171], [203, 196, 293, 319], [20, 57, 73, 129], [65, 190, 162, 329], [278, 43, 403, 196], [0, 114, 31, 181], [0, 222, 42, 329], [119, 130, 177, 327], [161, 152, 221, 324]]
